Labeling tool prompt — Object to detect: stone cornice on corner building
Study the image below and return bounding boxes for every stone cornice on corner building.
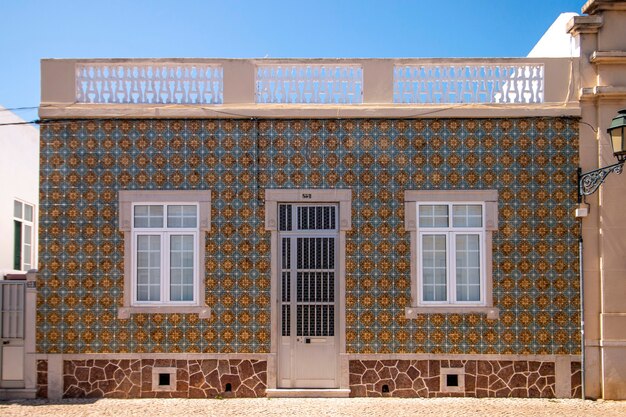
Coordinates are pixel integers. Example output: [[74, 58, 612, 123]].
[[582, 0, 626, 14], [566, 15, 603, 35]]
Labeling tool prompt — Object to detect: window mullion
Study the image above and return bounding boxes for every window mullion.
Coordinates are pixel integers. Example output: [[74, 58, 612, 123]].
[[21, 221, 27, 270], [162, 204, 168, 303], [162, 232, 169, 303], [132, 232, 138, 303], [480, 231, 486, 304], [193, 232, 198, 304], [448, 231, 455, 304]]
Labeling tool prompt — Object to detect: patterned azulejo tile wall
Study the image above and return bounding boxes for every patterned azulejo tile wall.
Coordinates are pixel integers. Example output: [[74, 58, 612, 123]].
[[38, 118, 580, 355]]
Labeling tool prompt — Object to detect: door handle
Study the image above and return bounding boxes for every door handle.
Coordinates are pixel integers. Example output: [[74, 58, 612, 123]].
[[2, 341, 9, 345]]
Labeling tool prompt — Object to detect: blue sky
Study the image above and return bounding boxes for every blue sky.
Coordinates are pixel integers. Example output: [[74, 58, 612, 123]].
[[1, 0, 583, 122]]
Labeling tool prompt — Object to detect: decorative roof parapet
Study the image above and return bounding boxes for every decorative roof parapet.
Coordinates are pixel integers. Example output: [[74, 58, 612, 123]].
[[40, 58, 580, 119]]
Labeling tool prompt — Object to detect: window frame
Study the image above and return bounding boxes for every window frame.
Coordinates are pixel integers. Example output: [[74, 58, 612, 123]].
[[130, 202, 199, 306], [404, 190, 499, 319], [417, 202, 486, 306], [13, 199, 35, 272], [118, 190, 211, 318]]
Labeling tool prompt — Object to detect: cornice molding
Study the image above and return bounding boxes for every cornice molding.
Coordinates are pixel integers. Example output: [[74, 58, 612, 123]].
[[567, 15, 603, 35], [590, 51, 626, 64]]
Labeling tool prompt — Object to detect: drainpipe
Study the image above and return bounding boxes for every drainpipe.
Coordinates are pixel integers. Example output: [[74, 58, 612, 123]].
[[578, 223, 585, 399]]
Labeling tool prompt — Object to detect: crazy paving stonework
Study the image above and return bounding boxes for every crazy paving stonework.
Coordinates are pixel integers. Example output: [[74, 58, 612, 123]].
[[349, 359, 556, 398], [37, 360, 48, 398], [38, 118, 580, 355], [571, 361, 582, 398], [63, 359, 266, 398]]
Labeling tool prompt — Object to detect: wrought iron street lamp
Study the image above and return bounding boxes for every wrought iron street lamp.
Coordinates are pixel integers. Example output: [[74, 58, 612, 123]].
[[579, 109, 626, 196]]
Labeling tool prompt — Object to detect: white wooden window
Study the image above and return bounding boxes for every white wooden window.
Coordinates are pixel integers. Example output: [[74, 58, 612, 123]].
[[132, 203, 199, 305], [418, 203, 485, 305], [404, 190, 499, 318], [13, 200, 35, 271]]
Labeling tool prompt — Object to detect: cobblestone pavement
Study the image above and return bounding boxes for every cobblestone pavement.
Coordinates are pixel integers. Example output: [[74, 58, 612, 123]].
[[1, 398, 625, 417]]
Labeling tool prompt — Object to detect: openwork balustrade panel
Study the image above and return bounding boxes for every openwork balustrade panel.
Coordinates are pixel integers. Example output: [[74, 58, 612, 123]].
[[393, 64, 544, 104], [76, 64, 224, 104], [256, 65, 363, 104]]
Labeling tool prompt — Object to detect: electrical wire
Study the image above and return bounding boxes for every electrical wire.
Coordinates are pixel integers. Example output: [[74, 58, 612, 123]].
[[0, 106, 40, 112]]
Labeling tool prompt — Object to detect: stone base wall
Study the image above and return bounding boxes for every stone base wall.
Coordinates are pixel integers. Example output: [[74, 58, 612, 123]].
[[63, 359, 267, 398], [349, 359, 558, 398], [37, 360, 48, 398], [571, 361, 582, 398]]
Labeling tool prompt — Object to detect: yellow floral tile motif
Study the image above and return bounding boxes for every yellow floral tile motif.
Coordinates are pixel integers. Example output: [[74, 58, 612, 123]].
[[38, 118, 579, 355]]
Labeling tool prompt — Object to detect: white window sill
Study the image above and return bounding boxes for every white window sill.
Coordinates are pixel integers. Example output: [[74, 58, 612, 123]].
[[118, 306, 211, 319], [405, 306, 499, 320]]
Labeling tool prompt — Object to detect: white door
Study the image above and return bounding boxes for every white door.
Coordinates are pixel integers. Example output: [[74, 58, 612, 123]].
[[278, 204, 338, 388], [0, 281, 25, 388]]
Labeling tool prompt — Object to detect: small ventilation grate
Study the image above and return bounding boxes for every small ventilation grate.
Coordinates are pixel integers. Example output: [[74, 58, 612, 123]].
[[158, 373, 171, 387], [446, 374, 459, 387]]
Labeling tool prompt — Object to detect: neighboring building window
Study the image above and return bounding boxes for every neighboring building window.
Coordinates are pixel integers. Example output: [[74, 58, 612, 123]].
[[132, 203, 198, 304], [404, 190, 499, 318], [13, 200, 34, 271], [118, 190, 211, 318]]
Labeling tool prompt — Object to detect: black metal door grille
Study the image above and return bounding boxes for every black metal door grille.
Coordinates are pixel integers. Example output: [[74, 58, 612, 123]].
[[279, 204, 337, 337]]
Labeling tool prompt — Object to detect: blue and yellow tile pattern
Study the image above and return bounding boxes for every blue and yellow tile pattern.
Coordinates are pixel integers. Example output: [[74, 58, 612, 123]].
[[38, 118, 580, 355]]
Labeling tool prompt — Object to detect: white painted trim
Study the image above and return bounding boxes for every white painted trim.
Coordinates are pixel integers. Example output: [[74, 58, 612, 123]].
[[12, 199, 36, 272], [440, 367, 465, 393], [38, 353, 270, 360], [47, 355, 63, 400], [38, 104, 583, 120], [555, 356, 572, 398], [343, 353, 582, 361], [152, 367, 177, 391], [266, 388, 350, 398], [404, 190, 499, 318], [264, 189, 352, 390], [265, 189, 352, 231], [117, 190, 211, 318], [35, 352, 582, 362], [23, 270, 37, 392]]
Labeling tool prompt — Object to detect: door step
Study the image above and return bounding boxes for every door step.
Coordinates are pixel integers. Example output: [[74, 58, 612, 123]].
[[266, 388, 351, 398], [0, 388, 37, 399]]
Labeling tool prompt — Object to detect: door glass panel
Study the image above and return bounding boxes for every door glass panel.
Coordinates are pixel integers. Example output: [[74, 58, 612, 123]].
[[279, 204, 292, 231], [282, 205, 338, 340], [281, 236, 291, 336], [282, 304, 290, 336], [296, 205, 336, 230], [296, 236, 335, 337]]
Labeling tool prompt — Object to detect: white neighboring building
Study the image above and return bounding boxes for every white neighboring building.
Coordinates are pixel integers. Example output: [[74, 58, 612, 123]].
[[527, 12, 580, 57], [0, 106, 39, 276]]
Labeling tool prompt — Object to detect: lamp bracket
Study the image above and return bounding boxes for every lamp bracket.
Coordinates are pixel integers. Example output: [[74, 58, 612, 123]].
[[579, 161, 624, 196]]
